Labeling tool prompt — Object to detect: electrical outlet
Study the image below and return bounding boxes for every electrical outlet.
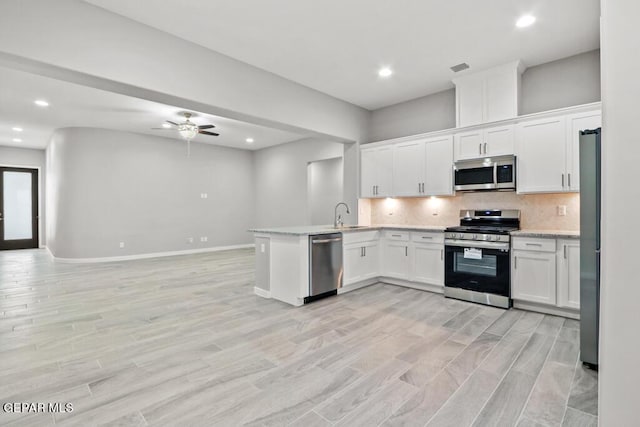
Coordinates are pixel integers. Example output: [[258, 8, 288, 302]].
[[260, 243, 265, 253], [187, 237, 194, 244], [558, 205, 567, 216], [200, 237, 208, 242], [119, 242, 125, 248], [200, 193, 208, 199]]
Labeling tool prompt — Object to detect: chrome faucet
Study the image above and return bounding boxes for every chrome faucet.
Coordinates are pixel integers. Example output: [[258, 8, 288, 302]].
[[334, 202, 351, 228]]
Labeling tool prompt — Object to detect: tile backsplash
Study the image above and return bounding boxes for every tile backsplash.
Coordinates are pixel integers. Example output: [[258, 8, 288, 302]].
[[360, 192, 580, 230]]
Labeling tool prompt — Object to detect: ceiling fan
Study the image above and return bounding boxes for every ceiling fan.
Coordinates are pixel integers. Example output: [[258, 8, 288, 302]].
[[153, 112, 219, 139], [152, 112, 218, 156]]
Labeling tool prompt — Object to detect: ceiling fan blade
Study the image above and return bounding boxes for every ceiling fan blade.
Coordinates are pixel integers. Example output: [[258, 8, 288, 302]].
[[198, 124, 216, 129], [151, 127, 175, 130], [199, 130, 219, 136], [165, 120, 179, 126]]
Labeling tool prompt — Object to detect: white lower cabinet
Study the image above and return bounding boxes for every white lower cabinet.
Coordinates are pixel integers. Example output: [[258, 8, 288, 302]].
[[344, 241, 379, 286], [512, 249, 557, 305], [511, 237, 580, 313], [382, 240, 411, 280], [412, 242, 444, 286], [557, 239, 580, 309]]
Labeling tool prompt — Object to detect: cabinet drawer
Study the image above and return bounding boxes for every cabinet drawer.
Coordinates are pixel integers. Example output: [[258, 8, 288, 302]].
[[512, 237, 556, 252], [384, 231, 410, 241], [342, 230, 379, 245], [411, 232, 444, 244]]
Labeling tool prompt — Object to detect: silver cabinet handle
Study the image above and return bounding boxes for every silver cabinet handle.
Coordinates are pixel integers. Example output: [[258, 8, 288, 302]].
[[514, 256, 517, 269], [441, 249, 444, 260], [418, 182, 421, 193], [525, 243, 543, 246], [568, 173, 571, 188], [363, 246, 367, 257], [376, 185, 379, 195], [483, 142, 487, 154], [421, 236, 433, 239], [564, 245, 567, 259], [561, 174, 565, 187], [391, 234, 402, 237], [361, 247, 364, 257], [479, 143, 482, 155], [405, 246, 408, 256]]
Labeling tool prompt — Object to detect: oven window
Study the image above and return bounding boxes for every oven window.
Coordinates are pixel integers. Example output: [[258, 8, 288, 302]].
[[453, 252, 497, 277], [455, 167, 493, 185]]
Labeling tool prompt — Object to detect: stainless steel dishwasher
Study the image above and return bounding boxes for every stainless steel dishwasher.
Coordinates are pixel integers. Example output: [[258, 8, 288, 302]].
[[305, 233, 343, 303]]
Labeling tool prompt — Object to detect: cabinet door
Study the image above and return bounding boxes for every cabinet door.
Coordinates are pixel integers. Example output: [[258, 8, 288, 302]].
[[516, 116, 567, 193], [484, 124, 514, 157], [412, 243, 444, 286], [566, 111, 601, 192], [375, 146, 394, 197], [557, 240, 581, 309], [454, 130, 483, 160], [484, 66, 518, 123], [424, 135, 454, 196], [360, 149, 377, 198], [343, 244, 365, 285], [512, 250, 557, 305], [382, 241, 410, 280], [455, 75, 484, 127], [393, 140, 425, 197], [361, 241, 380, 280]]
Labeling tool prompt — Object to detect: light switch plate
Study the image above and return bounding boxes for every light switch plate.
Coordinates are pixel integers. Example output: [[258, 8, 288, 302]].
[[557, 205, 567, 216]]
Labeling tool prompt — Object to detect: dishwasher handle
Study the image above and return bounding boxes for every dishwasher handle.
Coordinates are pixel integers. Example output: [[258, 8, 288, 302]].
[[312, 237, 343, 244]]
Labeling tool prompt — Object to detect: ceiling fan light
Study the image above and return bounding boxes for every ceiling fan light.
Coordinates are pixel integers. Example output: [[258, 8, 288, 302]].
[[178, 122, 198, 140]]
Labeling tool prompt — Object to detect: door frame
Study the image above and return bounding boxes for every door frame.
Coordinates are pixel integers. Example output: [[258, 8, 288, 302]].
[[0, 165, 42, 250]]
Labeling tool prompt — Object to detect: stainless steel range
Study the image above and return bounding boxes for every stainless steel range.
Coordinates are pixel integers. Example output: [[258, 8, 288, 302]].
[[444, 209, 520, 309]]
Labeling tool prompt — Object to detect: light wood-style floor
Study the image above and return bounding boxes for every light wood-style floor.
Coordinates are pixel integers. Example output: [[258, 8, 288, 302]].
[[0, 248, 597, 426]]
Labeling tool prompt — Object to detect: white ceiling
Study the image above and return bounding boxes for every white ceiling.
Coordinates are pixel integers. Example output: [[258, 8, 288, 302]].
[[85, 0, 600, 110], [0, 67, 307, 150]]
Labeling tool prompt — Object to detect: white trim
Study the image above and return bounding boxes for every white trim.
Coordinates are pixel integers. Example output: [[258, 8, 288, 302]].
[[379, 277, 444, 294], [513, 299, 580, 320], [338, 278, 378, 294], [364, 101, 602, 147], [253, 287, 271, 299], [49, 243, 255, 263]]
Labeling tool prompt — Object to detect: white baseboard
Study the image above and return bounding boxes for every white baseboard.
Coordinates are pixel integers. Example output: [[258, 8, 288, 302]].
[[254, 287, 271, 299], [48, 243, 255, 263], [513, 300, 580, 320], [338, 278, 378, 294], [379, 277, 444, 294]]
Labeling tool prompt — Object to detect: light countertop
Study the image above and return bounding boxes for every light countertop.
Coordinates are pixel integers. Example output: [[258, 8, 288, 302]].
[[249, 224, 447, 236], [511, 230, 580, 239]]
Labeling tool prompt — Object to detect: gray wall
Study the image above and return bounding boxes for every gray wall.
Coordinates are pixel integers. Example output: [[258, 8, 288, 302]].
[[366, 49, 601, 142], [46, 128, 255, 259], [253, 138, 353, 228], [307, 157, 344, 225], [599, 0, 640, 423], [521, 50, 601, 115], [367, 89, 456, 142], [0, 145, 46, 246]]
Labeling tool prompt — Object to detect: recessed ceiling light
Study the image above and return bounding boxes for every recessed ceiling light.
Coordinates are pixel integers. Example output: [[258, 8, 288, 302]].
[[246, 138, 254, 143], [34, 99, 49, 107], [12, 127, 23, 132], [516, 15, 536, 28], [162, 123, 171, 128], [378, 67, 393, 78], [12, 138, 22, 143]]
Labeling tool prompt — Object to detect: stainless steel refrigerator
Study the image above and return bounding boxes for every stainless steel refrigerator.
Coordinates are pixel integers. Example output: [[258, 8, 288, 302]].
[[579, 128, 601, 370]]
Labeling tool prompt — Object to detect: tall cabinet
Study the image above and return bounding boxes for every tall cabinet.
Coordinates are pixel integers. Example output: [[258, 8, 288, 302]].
[[361, 146, 393, 198]]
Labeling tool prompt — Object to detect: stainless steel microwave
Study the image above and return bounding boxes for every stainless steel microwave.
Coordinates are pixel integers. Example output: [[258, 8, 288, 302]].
[[454, 155, 516, 192]]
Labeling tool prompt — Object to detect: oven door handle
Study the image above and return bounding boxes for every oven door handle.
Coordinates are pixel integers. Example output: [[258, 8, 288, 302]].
[[445, 240, 510, 251]]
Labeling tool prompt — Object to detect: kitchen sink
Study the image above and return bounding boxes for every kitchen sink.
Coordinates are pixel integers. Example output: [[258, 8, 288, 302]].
[[334, 225, 369, 230]]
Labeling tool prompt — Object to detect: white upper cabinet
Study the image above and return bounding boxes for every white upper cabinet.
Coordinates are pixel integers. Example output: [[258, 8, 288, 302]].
[[424, 135, 454, 196], [393, 140, 425, 197], [517, 109, 601, 194], [516, 116, 567, 193], [566, 111, 602, 192], [453, 61, 523, 128], [361, 146, 393, 198], [454, 124, 514, 160], [392, 135, 454, 197]]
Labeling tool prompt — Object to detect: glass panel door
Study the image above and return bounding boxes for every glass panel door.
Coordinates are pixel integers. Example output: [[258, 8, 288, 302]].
[[0, 167, 38, 250]]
